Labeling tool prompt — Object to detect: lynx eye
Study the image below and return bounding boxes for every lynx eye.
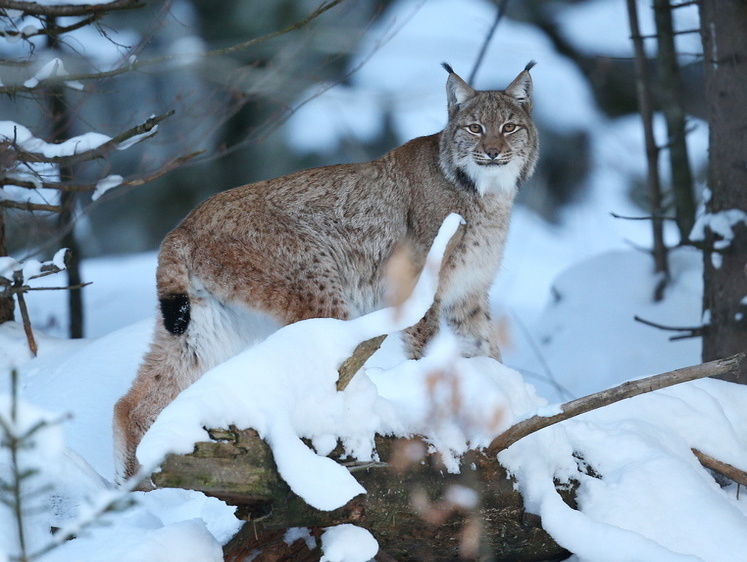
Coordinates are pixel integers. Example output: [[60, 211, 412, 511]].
[[466, 123, 483, 134], [502, 122, 517, 133]]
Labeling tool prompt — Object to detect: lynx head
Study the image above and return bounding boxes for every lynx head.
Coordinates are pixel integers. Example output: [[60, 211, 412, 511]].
[[439, 62, 539, 197]]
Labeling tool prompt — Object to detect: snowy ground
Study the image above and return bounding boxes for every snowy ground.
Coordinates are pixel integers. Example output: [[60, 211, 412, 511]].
[[2, 209, 746, 561]]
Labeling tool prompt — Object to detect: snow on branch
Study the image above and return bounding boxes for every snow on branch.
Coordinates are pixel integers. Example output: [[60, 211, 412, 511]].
[[1, 111, 174, 166], [690, 209, 747, 251], [0, 150, 201, 200], [0, 248, 91, 356]]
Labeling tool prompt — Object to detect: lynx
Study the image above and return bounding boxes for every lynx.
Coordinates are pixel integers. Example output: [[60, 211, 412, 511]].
[[114, 62, 539, 480]]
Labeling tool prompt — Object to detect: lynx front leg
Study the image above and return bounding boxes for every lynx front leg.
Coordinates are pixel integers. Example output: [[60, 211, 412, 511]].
[[442, 294, 501, 361], [403, 303, 440, 359], [403, 295, 500, 361]]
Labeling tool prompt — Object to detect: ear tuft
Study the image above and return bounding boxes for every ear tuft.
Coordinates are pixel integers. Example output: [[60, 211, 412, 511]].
[[505, 64, 534, 112], [524, 60, 537, 72], [444, 65, 475, 119]]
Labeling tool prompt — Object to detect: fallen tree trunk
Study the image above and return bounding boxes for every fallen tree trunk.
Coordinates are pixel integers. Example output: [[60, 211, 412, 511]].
[[154, 430, 571, 561]]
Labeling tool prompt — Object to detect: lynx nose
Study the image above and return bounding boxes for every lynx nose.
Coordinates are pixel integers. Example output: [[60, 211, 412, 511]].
[[485, 148, 501, 160]]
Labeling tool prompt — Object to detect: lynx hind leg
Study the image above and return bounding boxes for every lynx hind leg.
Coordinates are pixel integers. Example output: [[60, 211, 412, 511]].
[[113, 323, 199, 482], [114, 290, 283, 482]]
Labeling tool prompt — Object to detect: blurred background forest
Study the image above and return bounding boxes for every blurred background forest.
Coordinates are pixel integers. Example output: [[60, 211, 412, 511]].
[[2, 0, 704, 255], [2, 0, 712, 394]]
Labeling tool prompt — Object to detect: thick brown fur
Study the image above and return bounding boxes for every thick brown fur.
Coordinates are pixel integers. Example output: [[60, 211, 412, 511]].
[[114, 65, 539, 481]]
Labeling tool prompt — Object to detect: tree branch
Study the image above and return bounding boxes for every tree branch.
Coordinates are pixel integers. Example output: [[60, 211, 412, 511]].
[[0, 0, 346, 93], [468, 0, 510, 84], [0, 0, 143, 18], [487, 353, 745, 455], [206, 0, 346, 59], [692, 448, 747, 487], [633, 314, 706, 340], [0, 150, 201, 195], [6, 110, 174, 166], [0, 14, 99, 41], [0, 199, 63, 213], [336, 335, 387, 391]]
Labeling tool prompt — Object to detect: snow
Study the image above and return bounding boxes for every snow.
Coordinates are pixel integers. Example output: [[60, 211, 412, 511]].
[[117, 124, 159, 150], [0, 121, 111, 158], [320, 524, 379, 562], [4, 220, 746, 560], [92, 174, 123, 201], [0, 249, 67, 284], [690, 209, 747, 251]]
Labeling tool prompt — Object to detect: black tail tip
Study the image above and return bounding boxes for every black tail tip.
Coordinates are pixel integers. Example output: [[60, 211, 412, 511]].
[[160, 293, 190, 335], [524, 60, 537, 72], [441, 62, 455, 74]]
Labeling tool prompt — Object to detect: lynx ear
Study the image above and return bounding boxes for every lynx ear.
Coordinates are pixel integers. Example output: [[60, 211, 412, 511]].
[[442, 62, 476, 119], [505, 61, 536, 112]]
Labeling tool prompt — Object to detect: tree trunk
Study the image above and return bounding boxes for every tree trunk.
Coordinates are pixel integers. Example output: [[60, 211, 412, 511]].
[[47, 16, 84, 338], [154, 429, 570, 562], [627, 0, 669, 301], [0, 211, 15, 324], [699, 0, 747, 383], [654, 0, 695, 242]]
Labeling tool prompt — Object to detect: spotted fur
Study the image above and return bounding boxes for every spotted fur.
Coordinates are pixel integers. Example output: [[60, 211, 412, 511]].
[[114, 64, 539, 481]]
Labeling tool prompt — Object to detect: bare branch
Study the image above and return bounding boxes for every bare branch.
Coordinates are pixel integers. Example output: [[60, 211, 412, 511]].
[[633, 314, 706, 340], [206, 0, 346, 59], [487, 353, 744, 455], [692, 448, 747, 487], [468, 0, 510, 84], [610, 212, 677, 221], [0, 14, 98, 41], [0, 0, 143, 18], [0, 0, 346, 92], [336, 335, 387, 391], [0, 199, 63, 212]]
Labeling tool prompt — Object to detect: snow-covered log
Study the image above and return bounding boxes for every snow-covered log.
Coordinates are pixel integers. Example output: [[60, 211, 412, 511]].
[[154, 429, 570, 561]]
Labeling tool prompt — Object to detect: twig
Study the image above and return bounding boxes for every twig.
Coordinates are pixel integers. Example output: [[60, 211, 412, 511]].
[[0, 14, 99, 40], [487, 353, 744, 455], [337, 335, 387, 391], [610, 212, 677, 221], [468, 0, 510, 84], [0, 200, 63, 213], [508, 308, 574, 401], [692, 449, 747, 487], [207, 0, 345, 59], [0, 0, 143, 18], [633, 314, 706, 340], [0, 0, 346, 93], [16, 290, 37, 356]]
